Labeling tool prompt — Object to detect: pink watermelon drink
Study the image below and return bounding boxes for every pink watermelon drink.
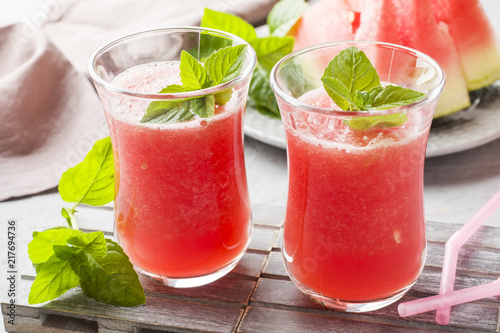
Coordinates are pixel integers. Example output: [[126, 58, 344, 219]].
[[271, 42, 445, 312], [89, 28, 256, 288]]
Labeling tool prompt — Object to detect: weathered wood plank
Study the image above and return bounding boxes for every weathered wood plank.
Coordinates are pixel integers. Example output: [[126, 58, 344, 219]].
[[251, 204, 285, 228], [248, 227, 279, 252], [251, 279, 500, 332], [4, 278, 243, 333], [140, 275, 256, 307], [230, 252, 267, 279], [262, 251, 287, 278], [238, 306, 433, 333], [425, 243, 500, 276], [426, 221, 500, 250]]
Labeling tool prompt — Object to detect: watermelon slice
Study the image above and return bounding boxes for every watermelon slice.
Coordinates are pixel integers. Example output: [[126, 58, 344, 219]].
[[292, 0, 355, 51], [392, 0, 471, 117], [290, 0, 500, 117], [431, 0, 500, 91]]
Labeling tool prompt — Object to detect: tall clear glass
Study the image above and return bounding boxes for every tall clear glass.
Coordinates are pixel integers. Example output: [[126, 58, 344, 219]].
[[271, 41, 445, 312], [89, 27, 256, 288]]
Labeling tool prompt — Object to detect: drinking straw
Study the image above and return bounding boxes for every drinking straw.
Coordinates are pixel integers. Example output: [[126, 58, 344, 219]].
[[435, 189, 500, 325], [398, 277, 500, 317]]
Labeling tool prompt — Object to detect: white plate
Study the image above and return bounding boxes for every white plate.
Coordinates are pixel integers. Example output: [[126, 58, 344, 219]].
[[244, 84, 500, 157]]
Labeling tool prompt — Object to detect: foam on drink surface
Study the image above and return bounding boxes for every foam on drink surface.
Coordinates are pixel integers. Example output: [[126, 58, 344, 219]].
[[289, 87, 423, 153], [107, 61, 238, 127]]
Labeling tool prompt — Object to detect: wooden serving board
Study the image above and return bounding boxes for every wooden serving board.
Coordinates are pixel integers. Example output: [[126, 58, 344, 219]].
[[2, 200, 499, 333]]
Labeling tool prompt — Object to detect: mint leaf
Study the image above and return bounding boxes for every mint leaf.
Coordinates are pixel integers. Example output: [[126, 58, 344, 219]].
[[358, 85, 426, 110], [159, 85, 186, 93], [201, 8, 257, 43], [59, 137, 114, 207], [28, 227, 83, 264], [204, 45, 247, 85], [321, 77, 363, 111], [214, 88, 233, 105], [141, 102, 194, 124], [28, 254, 80, 304], [77, 239, 145, 307], [191, 95, 216, 118], [67, 231, 107, 258], [323, 46, 380, 96], [180, 51, 211, 91], [268, 0, 309, 37], [347, 113, 409, 131], [252, 36, 294, 73], [321, 46, 426, 130], [249, 66, 281, 118], [142, 45, 247, 124]]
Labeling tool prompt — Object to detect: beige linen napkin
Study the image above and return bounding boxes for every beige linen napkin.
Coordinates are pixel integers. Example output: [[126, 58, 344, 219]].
[[0, 0, 277, 201], [43, 0, 278, 74], [0, 23, 107, 201]]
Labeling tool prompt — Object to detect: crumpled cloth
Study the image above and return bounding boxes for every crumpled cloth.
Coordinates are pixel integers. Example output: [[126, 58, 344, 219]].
[[0, 0, 278, 201]]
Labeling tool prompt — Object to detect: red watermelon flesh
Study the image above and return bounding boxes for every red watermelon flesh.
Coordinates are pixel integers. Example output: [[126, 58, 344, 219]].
[[350, 0, 404, 81], [392, 0, 471, 117], [292, 0, 355, 51], [431, 0, 500, 91]]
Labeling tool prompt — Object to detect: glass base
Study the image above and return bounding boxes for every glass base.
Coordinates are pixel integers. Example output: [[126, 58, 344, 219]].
[[289, 274, 415, 312], [134, 251, 245, 288]]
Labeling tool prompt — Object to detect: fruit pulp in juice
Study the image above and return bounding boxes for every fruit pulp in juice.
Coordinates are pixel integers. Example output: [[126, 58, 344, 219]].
[[106, 62, 251, 278], [283, 88, 427, 301]]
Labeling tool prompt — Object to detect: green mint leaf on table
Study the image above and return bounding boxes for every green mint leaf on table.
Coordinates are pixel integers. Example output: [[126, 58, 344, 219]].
[[141, 45, 247, 124], [252, 36, 294, 73], [77, 239, 145, 307], [201, 8, 257, 43], [321, 46, 426, 130], [67, 231, 108, 258], [28, 137, 146, 307], [28, 253, 80, 304], [267, 0, 309, 37], [28, 227, 83, 264], [58, 136, 114, 229]]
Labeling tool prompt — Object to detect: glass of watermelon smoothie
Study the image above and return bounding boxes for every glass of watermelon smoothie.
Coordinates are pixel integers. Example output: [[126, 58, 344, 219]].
[[271, 41, 445, 312], [88, 27, 256, 288]]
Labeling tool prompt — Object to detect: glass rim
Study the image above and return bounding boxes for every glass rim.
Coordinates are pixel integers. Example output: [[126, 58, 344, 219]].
[[270, 40, 446, 117], [88, 26, 257, 100]]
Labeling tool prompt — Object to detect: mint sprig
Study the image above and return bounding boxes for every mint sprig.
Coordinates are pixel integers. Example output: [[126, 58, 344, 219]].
[[141, 45, 247, 124], [200, 0, 309, 119], [321, 46, 426, 130], [28, 137, 146, 307]]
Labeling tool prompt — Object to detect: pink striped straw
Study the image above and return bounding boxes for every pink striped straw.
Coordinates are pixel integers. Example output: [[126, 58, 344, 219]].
[[397, 189, 500, 322], [398, 277, 500, 317], [436, 189, 500, 325]]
